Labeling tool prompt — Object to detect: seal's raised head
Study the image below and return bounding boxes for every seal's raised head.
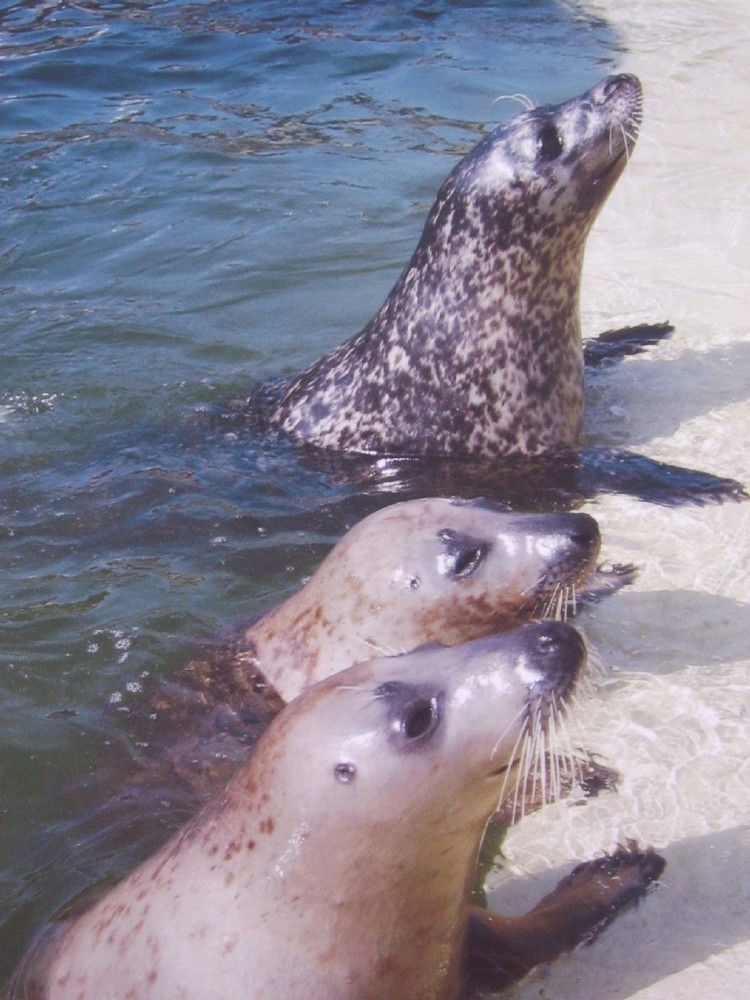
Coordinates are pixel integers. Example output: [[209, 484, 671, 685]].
[[261, 621, 585, 828], [272, 75, 643, 458], [460, 73, 642, 222], [249, 497, 605, 701]]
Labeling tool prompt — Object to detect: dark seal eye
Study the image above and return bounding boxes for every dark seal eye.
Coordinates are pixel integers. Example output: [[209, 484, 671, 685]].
[[402, 698, 437, 739], [375, 681, 443, 750], [437, 528, 488, 580], [537, 123, 563, 161]]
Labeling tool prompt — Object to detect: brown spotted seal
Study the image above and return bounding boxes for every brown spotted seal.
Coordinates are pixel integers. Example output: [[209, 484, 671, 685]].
[[139, 497, 629, 798], [270, 74, 643, 459], [239, 496, 620, 703], [11, 622, 663, 999]]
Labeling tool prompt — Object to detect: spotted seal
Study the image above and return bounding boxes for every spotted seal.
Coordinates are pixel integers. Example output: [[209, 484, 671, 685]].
[[11, 623, 664, 999], [240, 496, 621, 703], [270, 74, 642, 458], [143, 497, 629, 792]]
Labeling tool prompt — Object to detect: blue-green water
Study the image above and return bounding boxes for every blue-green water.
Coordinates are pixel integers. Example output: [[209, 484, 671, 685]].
[[0, 0, 620, 983]]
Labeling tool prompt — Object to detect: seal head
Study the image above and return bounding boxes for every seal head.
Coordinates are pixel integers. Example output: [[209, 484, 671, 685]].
[[244, 497, 604, 701], [271, 74, 643, 458]]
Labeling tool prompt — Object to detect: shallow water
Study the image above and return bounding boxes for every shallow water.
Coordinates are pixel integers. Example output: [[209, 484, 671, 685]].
[[0, 0, 626, 983]]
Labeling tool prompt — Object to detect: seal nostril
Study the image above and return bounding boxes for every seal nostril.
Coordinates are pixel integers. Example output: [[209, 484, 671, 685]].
[[535, 629, 560, 655], [602, 76, 622, 99]]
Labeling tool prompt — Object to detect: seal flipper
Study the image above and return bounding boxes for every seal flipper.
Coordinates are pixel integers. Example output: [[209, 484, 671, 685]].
[[583, 323, 674, 368], [462, 842, 665, 994], [580, 447, 748, 506]]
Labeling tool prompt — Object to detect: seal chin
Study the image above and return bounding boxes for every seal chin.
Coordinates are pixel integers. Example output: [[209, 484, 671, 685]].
[[594, 148, 628, 186]]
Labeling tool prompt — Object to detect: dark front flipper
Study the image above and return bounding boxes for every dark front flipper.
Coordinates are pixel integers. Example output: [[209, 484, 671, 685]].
[[584, 323, 674, 368], [463, 842, 665, 995], [573, 561, 638, 606], [580, 447, 748, 506]]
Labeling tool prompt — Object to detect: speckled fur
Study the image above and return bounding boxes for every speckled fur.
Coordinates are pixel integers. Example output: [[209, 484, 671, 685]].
[[271, 74, 642, 457]]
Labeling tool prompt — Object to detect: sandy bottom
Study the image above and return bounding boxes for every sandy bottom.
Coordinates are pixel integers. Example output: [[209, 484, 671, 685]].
[[485, 1, 750, 997]]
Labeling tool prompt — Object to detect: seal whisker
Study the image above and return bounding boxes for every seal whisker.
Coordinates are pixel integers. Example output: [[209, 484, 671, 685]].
[[579, 641, 610, 688], [509, 722, 535, 823], [491, 92, 536, 112], [617, 121, 632, 165], [490, 705, 528, 764], [496, 714, 530, 809], [358, 636, 399, 658]]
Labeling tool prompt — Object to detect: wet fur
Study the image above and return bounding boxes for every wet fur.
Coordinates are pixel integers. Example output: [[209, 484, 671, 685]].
[[271, 75, 643, 458], [9, 625, 664, 1000]]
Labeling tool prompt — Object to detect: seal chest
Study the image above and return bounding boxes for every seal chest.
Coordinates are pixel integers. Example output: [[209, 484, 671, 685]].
[[271, 74, 643, 458]]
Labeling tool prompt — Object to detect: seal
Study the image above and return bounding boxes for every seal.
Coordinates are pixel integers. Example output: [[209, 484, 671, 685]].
[[270, 74, 643, 459], [142, 497, 630, 794], [238, 496, 622, 703], [12, 622, 664, 999]]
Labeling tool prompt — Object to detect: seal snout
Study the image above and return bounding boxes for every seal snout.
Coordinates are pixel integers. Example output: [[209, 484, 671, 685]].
[[534, 512, 601, 588], [566, 512, 600, 553], [600, 73, 642, 103], [518, 621, 585, 706]]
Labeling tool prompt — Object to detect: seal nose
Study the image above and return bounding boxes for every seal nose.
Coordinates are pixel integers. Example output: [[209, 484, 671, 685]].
[[599, 73, 642, 102], [566, 512, 600, 552], [524, 621, 586, 699]]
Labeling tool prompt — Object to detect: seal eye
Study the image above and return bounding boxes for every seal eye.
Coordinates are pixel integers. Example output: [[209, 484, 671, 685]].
[[437, 528, 488, 580], [375, 681, 444, 750], [537, 123, 563, 161], [402, 698, 437, 740]]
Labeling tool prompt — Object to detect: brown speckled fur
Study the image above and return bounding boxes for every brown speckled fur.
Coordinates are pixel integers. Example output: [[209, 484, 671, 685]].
[[272, 75, 642, 458]]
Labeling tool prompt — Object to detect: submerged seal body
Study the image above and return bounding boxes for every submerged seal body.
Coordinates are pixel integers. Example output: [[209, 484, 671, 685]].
[[15, 622, 663, 1000], [229, 496, 618, 703], [271, 74, 642, 458]]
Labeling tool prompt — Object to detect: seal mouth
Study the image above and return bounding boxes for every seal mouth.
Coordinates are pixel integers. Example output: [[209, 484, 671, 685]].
[[496, 625, 586, 818]]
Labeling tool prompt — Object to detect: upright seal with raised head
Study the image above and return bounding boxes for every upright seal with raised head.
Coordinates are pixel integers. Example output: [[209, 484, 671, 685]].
[[271, 74, 643, 458], [10, 622, 664, 999]]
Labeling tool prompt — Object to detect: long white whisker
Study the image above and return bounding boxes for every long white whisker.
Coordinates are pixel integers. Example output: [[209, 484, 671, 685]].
[[492, 92, 535, 112]]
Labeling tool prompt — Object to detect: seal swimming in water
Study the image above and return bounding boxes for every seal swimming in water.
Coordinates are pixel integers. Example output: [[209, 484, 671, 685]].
[[10, 623, 664, 999], [144, 498, 631, 793], [234, 496, 621, 703], [270, 74, 643, 458]]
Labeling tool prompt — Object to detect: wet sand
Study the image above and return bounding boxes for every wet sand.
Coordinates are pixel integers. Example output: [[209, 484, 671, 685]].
[[488, 1, 750, 998]]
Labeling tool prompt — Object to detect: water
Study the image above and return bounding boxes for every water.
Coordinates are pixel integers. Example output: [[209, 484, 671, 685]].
[[0, 0, 622, 984]]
